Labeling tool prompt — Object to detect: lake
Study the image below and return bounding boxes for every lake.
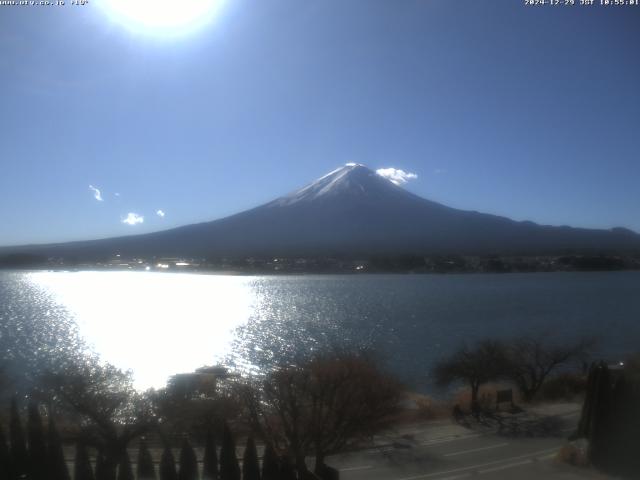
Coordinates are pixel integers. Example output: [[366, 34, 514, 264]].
[[1, 270, 639, 393]]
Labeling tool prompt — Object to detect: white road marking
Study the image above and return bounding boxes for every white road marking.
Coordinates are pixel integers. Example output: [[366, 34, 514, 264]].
[[478, 453, 555, 474], [366, 446, 395, 454], [417, 453, 558, 479], [478, 459, 532, 474], [365, 433, 485, 456], [443, 442, 509, 457], [420, 434, 483, 446], [436, 474, 471, 480], [395, 447, 558, 480], [340, 465, 373, 472]]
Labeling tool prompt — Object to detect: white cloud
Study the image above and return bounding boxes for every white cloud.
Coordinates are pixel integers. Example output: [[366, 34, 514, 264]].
[[156, 209, 165, 217], [114, 192, 121, 197], [434, 168, 447, 175], [122, 212, 144, 225], [375, 167, 418, 185], [89, 185, 103, 202]]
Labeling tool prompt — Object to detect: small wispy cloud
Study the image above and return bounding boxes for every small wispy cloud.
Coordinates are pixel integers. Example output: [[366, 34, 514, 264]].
[[122, 213, 144, 225], [114, 192, 121, 197], [89, 185, 103, 202], [434, 168, 447, 175], [375, 167, 418, 185], [156, 209, 165, 218]]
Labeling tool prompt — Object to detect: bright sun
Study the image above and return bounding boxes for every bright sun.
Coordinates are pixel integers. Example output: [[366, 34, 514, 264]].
[[101, 0, 225, 36]]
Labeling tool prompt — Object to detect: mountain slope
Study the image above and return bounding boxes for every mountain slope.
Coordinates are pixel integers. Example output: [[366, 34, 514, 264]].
[[3, 164, 640, 259]]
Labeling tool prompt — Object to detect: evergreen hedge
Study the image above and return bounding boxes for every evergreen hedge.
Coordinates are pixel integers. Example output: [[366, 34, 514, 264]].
[[74, 442, 95, 480], [202, 430, 218, 480], [159, 446, 178, 480], [241, 437, 260, 480]]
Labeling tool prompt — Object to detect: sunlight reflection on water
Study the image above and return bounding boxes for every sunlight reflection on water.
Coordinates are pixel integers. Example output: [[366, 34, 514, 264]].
[[28, 271, 255, 389], [14, 270, 640, 395]]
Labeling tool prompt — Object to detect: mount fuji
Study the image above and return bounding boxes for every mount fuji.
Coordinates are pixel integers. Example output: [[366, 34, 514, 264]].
[[4, 164, 640, 259]]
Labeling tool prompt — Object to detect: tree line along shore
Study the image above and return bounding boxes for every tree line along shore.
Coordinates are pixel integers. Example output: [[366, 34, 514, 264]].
[[2, 252, 640, 274]]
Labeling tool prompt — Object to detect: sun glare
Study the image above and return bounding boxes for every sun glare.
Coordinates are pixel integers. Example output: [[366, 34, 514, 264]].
[[29, 271, 254, 389], [101, 0, 225, 36]]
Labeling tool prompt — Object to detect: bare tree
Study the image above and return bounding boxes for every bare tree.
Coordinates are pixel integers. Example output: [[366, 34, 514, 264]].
[[241, 351, 402, 477], [505, 335, 594, 402], [433, 339, 509, 411], [43, 361, 156, 478], [1, 295, 156, 479], [152, 376, 240, 438]]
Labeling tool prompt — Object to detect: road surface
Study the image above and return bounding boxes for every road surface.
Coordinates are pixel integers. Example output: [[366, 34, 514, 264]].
[[328, 404, 608, 480]]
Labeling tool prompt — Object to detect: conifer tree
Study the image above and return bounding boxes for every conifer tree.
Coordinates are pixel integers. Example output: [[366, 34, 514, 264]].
[[219, 423, 240, 480], [117, 450, 134, 480], [47, 417, 70, 480], [202, 430, 218, 480], [96, 454, 118, 480], [159, 446, 178, 480], [137, 440, 157, 480], [9, 398, 28, 478], [27, 402, 47, 480], [178, 438, 198, 480], [279, 456, 296, 480], [577, 360, 640, 476], [95, 452, 107, 480], [576, 362, 597, 438], [96, 450, 117, 480], [260, 444, 279, 480], [612, 372, 640, 476], [587, 362, 612, 467], [74, 442, 95, 480], [0, 423, 10, 480], [241, 438, 260, 480]]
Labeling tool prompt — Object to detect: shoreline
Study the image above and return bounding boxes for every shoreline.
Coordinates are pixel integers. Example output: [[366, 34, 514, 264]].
[[2, 265, 640, 276]]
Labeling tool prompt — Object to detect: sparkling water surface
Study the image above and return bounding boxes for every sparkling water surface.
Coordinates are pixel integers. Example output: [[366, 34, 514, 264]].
[[2, 270, 639, 392]]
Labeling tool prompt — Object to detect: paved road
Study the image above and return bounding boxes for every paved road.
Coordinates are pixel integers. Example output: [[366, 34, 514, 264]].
[[327, 405, 608, 480]]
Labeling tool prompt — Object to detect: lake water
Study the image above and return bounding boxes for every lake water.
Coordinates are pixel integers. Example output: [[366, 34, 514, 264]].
[[1, 270, 639, 392]]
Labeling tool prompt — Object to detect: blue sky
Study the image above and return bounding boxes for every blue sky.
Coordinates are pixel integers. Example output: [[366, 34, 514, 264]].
[[1, 0, 639, 246]]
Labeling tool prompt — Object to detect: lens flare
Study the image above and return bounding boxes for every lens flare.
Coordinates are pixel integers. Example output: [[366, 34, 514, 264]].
[[100, 0, 225, 36]]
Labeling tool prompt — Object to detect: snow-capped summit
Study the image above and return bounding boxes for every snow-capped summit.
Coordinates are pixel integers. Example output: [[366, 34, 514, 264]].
[[4, 165, 640, 259], [271, 163, 408, 207]]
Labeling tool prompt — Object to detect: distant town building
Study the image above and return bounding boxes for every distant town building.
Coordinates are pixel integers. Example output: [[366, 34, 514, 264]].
[[167, 365, 235, 399]]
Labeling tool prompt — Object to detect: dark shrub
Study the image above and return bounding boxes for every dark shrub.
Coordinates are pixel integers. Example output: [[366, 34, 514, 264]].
[[242, 437, 260, 480], [0, 422, 10, 480], [95, 452, 107, 480], [315, 462, 339, 480], [279, 456, 296, 480], [159, 446, 178, 480], [27, 403, 47, 480], [137, 440, 156, 480], [260, 444, 279, 480], [178, 439, 198, 480], [47, 417, 70, 480], [74, 442, 95, 480], [539, 373, 587, 402], [117, 450, 134, 480], [202, 430, 218, 480], [219, 423, 240, 480], [9, 398, 28, 478]]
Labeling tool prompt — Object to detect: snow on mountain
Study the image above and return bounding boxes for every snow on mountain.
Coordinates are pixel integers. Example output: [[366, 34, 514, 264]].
[[3, 164, 640, 259], [270, 163, 408, 206]]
